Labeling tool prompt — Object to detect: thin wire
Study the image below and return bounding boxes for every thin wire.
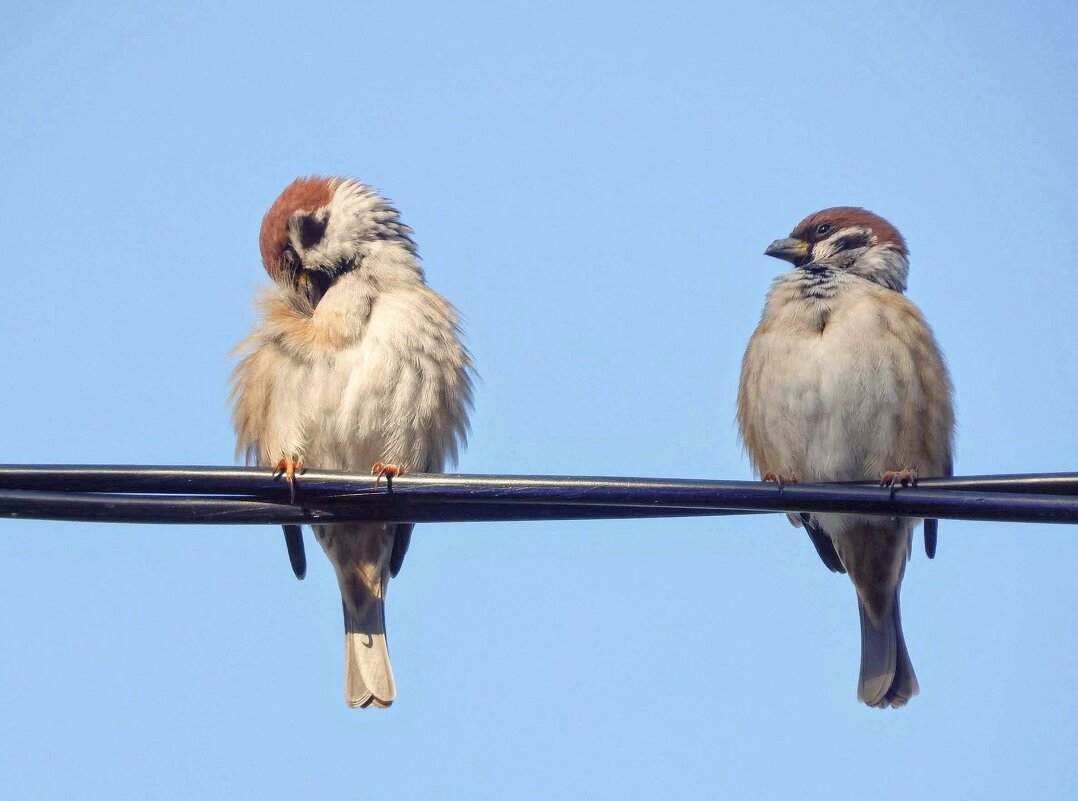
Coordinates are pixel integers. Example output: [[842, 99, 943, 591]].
[[1, 466, 1076, 525], [2, 465, 1077, 496]]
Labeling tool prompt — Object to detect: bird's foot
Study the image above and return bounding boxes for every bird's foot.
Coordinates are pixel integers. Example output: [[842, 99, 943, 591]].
[[763, 471, 799, 491], [273, 455, 305, 503], [880, 466, 918, 498], [372, 462, 405, 486]]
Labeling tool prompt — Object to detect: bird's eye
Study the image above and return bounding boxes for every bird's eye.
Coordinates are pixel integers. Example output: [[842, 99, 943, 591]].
[[815, 223, 833, 236], [280, 244, 301, 279]]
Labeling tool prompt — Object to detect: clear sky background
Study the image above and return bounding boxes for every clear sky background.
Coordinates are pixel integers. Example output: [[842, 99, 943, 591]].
[[1, 1, 1076, 798]]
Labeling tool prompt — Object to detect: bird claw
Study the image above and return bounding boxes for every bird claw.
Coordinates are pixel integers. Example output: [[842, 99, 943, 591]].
[[274, 456, 305, 503], [372, 462, 404, 486], [763, 471, 799, 491], [880, 467, 918, 498]]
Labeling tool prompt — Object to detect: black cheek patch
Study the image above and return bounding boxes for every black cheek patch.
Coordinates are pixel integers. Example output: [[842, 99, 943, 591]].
[[833, 231, 872, 251], [297, 213, 328, 249]]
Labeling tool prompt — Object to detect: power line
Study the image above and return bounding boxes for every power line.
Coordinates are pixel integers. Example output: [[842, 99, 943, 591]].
[[1, 465, 1076, 525]]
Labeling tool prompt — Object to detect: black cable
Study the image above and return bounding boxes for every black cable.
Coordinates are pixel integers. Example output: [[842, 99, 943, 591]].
[[0, 466, 1076, 525], [2, 465, 1076, 497]]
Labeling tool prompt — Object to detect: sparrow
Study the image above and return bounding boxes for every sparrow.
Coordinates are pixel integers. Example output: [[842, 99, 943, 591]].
[[231, 176, 474, 708], [736, 207, 954, 708]]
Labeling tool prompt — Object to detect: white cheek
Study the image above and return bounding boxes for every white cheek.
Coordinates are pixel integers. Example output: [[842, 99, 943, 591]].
[[812, 239, 839, 261], [814, 226, 871, 261]]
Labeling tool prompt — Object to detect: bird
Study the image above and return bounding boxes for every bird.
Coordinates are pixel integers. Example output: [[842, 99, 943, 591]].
[[736, 207, 954, 708], [231, 176, 475, 708]]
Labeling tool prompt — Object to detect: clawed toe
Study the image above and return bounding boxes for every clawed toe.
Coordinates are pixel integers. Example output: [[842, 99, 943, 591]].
[[763, 471, 799, 490], [372, 462, 405, 486], [274, 456, 305, 503], [880, 467, 918, 498]]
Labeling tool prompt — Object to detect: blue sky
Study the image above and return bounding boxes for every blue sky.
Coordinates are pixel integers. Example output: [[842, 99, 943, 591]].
[[1, 1, 1076, 798]]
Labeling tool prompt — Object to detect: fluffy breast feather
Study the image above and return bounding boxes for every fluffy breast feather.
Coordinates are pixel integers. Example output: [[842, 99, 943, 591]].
[[738, 275, 953, 482], [231, 280, 474, 474]]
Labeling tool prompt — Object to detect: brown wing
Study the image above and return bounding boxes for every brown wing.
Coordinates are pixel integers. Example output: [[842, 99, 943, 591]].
[[878, 288, 955, 558]]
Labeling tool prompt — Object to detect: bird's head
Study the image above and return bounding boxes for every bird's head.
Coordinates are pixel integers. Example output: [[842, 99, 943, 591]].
[[764, 207, 909, 292], [258, 176, 418, 309]]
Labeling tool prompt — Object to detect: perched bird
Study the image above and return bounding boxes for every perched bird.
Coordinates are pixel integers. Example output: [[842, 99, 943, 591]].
[[737, 207, 954, 708], [231, 177, 474, 708]]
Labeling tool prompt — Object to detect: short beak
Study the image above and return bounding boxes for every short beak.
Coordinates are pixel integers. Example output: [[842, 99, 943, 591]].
[[296, 270, 328, 309], [764, 237, 810, 264]]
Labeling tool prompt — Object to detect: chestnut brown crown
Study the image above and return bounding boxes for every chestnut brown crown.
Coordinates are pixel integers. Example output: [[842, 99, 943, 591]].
[[258, 177, 337, 284], [790, 207, 907, 257]]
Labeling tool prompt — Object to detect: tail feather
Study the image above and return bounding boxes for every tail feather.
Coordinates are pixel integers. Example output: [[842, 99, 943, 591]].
[[857, 591, 918, 709], [282, 525, 307, 580], [343, 599, 396, 709], [315, 523, 398, 708]]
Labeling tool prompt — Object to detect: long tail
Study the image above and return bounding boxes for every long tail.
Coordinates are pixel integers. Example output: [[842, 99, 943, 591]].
[[343, 596, 396, 709], [857, 590, 918, 708], [314, 523, 398, 709]]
